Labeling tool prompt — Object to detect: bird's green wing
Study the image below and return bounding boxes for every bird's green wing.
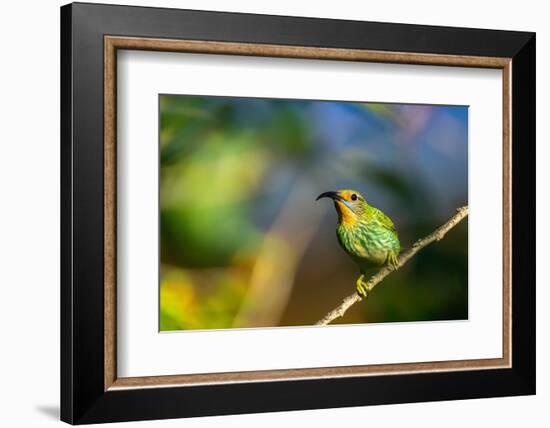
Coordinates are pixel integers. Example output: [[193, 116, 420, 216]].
[[374, 208, 397, 233]]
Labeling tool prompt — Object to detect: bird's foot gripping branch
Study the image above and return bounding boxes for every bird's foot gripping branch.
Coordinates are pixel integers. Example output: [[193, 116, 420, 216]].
[[315, 205, 469, 326], [355, 274, 371, 299]]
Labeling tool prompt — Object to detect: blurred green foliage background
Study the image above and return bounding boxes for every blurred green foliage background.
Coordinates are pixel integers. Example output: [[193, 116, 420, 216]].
[[159, 94, 468, 331]]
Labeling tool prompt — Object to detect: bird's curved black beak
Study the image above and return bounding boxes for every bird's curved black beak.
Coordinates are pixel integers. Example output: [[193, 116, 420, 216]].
[[316, 191, 341, 201]]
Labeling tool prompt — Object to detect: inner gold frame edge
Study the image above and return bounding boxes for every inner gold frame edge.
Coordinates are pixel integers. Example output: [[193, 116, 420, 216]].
[[104, 35, 512, 391]]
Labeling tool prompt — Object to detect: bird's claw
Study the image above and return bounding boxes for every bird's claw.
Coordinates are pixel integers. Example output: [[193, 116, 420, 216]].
[[356, 275, 370, 299], [387, 253, 399, 271]]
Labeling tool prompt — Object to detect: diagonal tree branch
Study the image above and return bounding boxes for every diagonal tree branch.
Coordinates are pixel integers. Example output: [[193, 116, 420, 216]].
[[315, 205, 469, 326]]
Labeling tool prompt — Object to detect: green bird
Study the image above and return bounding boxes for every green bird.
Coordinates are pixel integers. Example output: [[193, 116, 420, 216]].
[[316, 189, 400, 298]]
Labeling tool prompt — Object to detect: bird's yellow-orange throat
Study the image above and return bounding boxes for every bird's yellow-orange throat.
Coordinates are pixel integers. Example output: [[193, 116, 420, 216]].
[[335, 200, 358, 227]]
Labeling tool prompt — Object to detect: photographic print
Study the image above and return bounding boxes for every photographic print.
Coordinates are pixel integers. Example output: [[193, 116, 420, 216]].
[[61, 7, 533, 422], [159, 94, 468, 331]]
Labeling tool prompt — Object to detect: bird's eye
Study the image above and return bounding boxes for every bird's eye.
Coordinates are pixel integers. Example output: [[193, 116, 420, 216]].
[[351, 194, 357, 201]]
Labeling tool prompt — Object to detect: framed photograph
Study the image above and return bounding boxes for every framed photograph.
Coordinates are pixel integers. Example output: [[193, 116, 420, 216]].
[[61, 2, 535, 424]]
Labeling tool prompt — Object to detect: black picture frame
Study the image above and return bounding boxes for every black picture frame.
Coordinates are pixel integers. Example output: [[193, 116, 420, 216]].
[[61, 2, 535, 424]]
